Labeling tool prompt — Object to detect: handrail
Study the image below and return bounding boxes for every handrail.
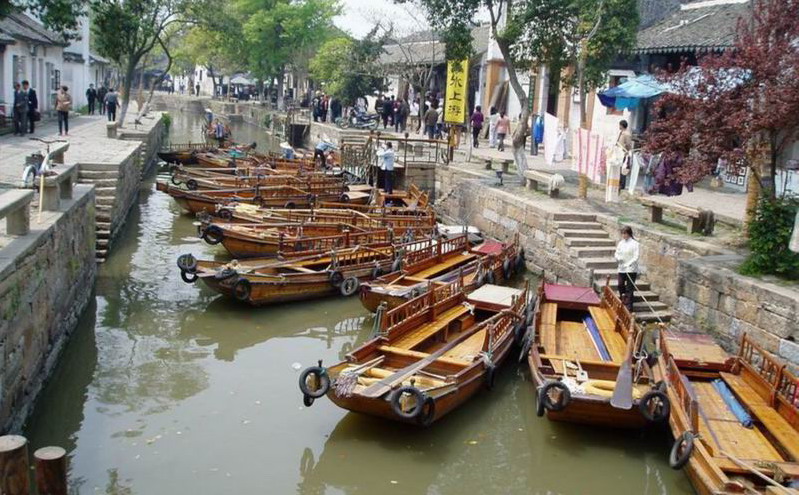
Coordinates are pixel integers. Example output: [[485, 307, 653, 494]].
[[666, 355, 700, 433]]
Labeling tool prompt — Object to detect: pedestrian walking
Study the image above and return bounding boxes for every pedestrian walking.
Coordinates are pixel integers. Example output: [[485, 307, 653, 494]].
[[470, 106, 484, 148], [86, 84, 97, 115], [105, 88, 119, 122], [98, 84, 108, 114], [22, 80, 38, 134], [411, 98, 420, 133], [330, 97, 342, 123], [423, 104, 438, 140], [195, 83, 201, 96], [614, 226, 640, 313], [488, 106, 499, 148], [377, 142, 395, 195], [392, 97, 402, 132], [56, 86, 72, 136], [496, 112, 510, 151], [381, 96, 393, 129], [399, 99, 410, 132], [531, 114, 544, 155], [12, 83, 28, 135], [617, 119, 633, 190]]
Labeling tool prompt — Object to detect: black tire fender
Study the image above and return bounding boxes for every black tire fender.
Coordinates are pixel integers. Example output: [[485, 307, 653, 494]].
[[485, 270, 496, 285], [215, 267, 238, 280], [371, 266, 383, 279], [391, 257, 402, 273], [390, 386, 426, 420], [171, 175, 182, 186], [669, 431, 695, 470], [516, 249, 525, 270], [503, 258, 513, 279], [180, 270, 198, 284], [186, 178, 198, 190], [233, 278, 251, 302], [298, 365, 330, 399], [202, 225, 224, 245], [329, 270, 344, 287], [284, 201, 296, 209], [417, 396, 436, 427], [303, 395, 315, 407], [340, 276, 360, 297], [540, 381, 571, 412], [177, 253, 198, 273], [217, 208, 233, 220], [485, 363, 496, 390], [640, 390, 671, 423]]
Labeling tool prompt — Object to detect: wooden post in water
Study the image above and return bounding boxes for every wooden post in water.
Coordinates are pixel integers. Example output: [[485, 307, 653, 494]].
[[0, 435, 32, 495], [34, 446, 68, 495]]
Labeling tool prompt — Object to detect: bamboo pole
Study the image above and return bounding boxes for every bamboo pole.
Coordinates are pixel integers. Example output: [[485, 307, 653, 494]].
[[34, 446, 68, 495], [0, 435, 32, 495]]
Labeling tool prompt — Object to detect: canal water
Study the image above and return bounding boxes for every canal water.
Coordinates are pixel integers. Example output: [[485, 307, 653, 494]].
[[24, 111, 694, 494]]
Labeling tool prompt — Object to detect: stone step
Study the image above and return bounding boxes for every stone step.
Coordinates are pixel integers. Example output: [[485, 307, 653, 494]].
[[96, 221, 111, 230], [632, 290, 660, 303], [95, 187, 118, 196], [79, 178, 119, 188], [635, 310, 672, 323], [565, 237, 616, 247], [79, 163, 122, 172], [555, 221, 604, 231], [583, 258, 618, 270], [78, 169, 119, 180], [633, 300, 669, 313], [96, 230, 111, 239], [552, 212, 596, 222], [595, 278, 652, 292], [560, 229, 609, 239], [96, 249, 108, 258], [96, 196, 115, 206], [571, 246, 616, 258]]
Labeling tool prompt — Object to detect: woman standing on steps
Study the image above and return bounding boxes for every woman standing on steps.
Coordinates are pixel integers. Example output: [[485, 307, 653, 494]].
[[614, 226, 640, 313]]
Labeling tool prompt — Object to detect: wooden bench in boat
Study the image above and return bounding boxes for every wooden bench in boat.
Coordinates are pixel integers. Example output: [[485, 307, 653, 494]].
[[378, 345, 469, 367], [588, 307, 626, 362], [442, 329, 486, 363], [720, 372, 799, 461], [392, 304, 471, 350], [411, 252, 476, 279], [539, 302, 558, 354]]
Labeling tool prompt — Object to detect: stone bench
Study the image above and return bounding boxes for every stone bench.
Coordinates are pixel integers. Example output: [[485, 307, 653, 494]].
[[483, 159, 513, 174], [639, 197, 715, 235], [40, 164, 77, 211], [524, 169, 560, 198], [0, 189, 34, 235]]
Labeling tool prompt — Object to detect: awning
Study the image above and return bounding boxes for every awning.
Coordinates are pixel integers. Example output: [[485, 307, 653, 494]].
[[598, 74, 666, 110]]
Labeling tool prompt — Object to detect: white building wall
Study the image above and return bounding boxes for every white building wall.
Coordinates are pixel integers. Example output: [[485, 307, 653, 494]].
[[2, 42, 63, 114]]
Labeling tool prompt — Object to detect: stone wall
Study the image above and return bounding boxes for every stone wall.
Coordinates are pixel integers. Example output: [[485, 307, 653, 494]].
[[0, 185, 97, 431], [674, 255, 799, 365]]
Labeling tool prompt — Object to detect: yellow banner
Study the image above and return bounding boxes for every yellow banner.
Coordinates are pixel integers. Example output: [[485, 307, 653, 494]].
[[444, 60, 469, 124]]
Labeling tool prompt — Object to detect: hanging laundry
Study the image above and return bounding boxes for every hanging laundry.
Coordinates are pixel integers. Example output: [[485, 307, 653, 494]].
[[543, 112, 560, 166]]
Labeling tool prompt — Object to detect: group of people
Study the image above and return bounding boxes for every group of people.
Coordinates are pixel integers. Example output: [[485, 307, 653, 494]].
[[374, 95, 411, 133], [11, 82, 121, 138], [469, 106, 511, 150], [84, 84, 120, 122], [311, 92, 342, 123]]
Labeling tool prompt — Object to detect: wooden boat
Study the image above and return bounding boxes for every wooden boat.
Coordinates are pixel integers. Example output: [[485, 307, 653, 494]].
[[655, 332, 799, 494], [198, 218, 433, 258], [359, 235, 523, 312], [297, 279, 531, 425], [178, 245, 399, 305], [169, 172, 350, 192], [374, 184, 430, 209], [215, 202, 435, 228], [157, 183, 370, 214], [526, 282, 665, 429], [158, 142, 218, 164]]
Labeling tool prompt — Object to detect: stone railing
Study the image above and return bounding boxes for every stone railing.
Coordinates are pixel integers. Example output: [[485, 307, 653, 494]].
[[0, 189, 34, 236], [40, 164, 77, 211]]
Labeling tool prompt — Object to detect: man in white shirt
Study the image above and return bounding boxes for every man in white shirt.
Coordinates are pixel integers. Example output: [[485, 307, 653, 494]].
[[376, 142, 395, 195], [614, 225, 640, 312]]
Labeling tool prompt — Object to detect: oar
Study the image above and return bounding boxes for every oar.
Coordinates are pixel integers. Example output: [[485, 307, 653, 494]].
[[359, 310, 521, 399], [721, 451, 792, 495], [610, 327, 637, 410]]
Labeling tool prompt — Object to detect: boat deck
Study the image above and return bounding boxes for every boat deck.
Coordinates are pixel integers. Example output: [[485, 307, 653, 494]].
[[539, 303, 624, 362], [411, 252, 475, 279]]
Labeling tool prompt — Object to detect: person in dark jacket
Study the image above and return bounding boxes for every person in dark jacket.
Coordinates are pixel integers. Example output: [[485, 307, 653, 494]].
[[97, 84, 108, 114], [382, 96, 393, 129], [86, 84, 97, 115], [12, 82, 27, 136], [22, 80, 38, 134], [104, 88, 119, 122]]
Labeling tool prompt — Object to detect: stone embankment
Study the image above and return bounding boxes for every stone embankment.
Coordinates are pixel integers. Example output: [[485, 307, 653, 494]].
[[0, 109, 166, 432]]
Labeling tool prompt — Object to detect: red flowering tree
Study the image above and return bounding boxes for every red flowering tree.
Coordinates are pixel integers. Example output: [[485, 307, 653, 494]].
[[644, 0, 799, 206]]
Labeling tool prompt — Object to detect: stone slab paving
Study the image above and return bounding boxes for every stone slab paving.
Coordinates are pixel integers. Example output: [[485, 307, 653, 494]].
[[0, 105, 156, 188]]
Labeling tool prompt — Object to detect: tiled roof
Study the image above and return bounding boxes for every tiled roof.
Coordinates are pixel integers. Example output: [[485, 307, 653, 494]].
[[381, 25, 490, 66], [63, 51, 85, 63], [0, 12, 68, 46], [90, 52, 110, 65], [634, 0, 749, 54]]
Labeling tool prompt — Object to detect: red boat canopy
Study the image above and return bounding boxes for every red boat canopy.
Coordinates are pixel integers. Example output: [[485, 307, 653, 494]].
[[544, 283, 600, 306]]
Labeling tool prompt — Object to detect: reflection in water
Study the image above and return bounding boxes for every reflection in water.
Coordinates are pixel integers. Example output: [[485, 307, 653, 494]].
[[23, 111, 694, 495]]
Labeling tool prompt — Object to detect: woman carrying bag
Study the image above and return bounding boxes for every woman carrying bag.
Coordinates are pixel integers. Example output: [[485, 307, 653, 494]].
[[56, 86, 72, 136]]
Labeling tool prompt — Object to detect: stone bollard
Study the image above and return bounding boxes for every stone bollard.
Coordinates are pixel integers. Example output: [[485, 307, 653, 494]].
[[2, 190, 34, 235], [106, 122, 118, 139], [0, 435, 32, 495]]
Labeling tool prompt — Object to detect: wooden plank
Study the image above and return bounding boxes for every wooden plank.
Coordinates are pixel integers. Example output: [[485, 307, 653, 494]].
[[443, 329, 486, 362], [412, 253, 475, 279], [468, 285, 524, 308], [557, 321, 600, 361], [392, 305, 469, 350], [540, 324, 558, 355], [588, 306, 626, 362], [541, 303, 557, 326]]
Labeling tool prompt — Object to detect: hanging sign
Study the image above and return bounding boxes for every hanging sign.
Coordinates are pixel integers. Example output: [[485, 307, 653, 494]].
[[444, 60, 469, 124]]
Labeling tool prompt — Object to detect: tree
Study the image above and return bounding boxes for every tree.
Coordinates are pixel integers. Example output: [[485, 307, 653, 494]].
[[310, 27, 388, 106], [92, 0, 202, 126], [1, 0, 86, 35], [644, 0, 799, 225], [240, 0, 340, 108]]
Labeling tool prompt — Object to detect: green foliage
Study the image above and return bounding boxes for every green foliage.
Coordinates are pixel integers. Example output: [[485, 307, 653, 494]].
[[1, 0, 86, 36], [161, 112, 172, 130], [410, 0, 481, 61], [507, 0, 638, 90], [740, 196, 799, 280], [240, 0, 340, 83], [309, 28, 388, 105]]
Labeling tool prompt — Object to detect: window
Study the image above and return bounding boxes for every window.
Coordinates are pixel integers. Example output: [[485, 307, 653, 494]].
[[606, 75, 625, 116]]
